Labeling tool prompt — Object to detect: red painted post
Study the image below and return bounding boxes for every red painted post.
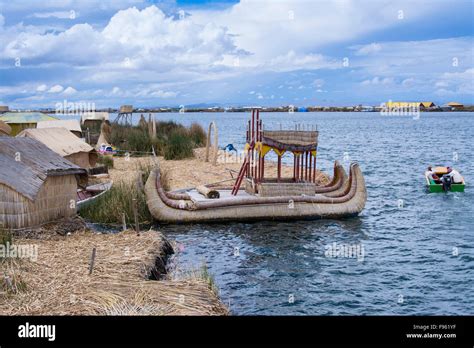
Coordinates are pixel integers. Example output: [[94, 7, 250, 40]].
[[295, 155, 299, 182], [277, 155, 281, 182], [313, 151, 317, 183], [309, 153, 312, 182], [300, 152, 304, 181], [293, 155, 296, 181]]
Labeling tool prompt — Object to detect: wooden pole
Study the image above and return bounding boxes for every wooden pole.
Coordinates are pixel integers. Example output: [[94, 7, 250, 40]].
[[313, 151, 317, 183], [305, 152, 309, 181], [122, 212, 127, 232], [246, 120, 251, 178], [300, 152, 304, 181], [89, 247, 96, 275], [295, 155, 299, 182], [133, 198, 140, 236], [277, 155, 281, 182], [293, 155, 296, 181], [309, 153, 312, 182]]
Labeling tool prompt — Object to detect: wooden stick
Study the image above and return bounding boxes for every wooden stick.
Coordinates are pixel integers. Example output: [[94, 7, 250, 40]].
[[133, 198, 140, 236], [89, 248, 96, 275], [122, 212, 127, 232]]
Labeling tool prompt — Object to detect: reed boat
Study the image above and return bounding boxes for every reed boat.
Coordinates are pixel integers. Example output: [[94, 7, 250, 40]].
[[425, 166, 465, 193], [145, 160, 366, 223], [145, 109, 366, 223], [77, 181, 113, 208]]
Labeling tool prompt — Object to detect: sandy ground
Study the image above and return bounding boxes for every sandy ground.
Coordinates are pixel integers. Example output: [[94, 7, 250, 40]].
[[0, 227, 228, 315], [109, 147, 330, 190]]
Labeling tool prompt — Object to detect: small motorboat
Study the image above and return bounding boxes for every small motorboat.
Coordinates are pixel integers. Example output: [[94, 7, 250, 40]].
[[425, 166, 465, 193], [77, 181, 113, 208]]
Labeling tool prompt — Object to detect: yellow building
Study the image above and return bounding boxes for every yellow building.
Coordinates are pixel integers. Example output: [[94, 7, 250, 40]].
[[385, 101, 435, 110], [446, 102, 464, 110]]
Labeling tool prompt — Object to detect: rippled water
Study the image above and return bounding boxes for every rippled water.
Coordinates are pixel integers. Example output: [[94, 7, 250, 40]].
[[152, 112, 474, 315]]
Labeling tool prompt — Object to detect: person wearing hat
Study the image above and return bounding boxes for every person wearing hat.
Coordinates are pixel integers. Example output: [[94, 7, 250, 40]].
[[446, 167, 463, 184]]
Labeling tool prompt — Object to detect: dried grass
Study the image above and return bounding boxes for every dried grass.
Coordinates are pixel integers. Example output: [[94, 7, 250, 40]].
[[0, 229, 228, 316]]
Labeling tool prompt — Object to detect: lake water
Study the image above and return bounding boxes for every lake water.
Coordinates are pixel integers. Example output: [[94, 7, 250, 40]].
[[146, 111, 473, 315]]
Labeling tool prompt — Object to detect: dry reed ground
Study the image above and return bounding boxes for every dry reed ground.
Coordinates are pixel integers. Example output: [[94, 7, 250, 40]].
[[0, 147, 330, 316], [0, 229, 228, 315], [110, 147, 330, 190]]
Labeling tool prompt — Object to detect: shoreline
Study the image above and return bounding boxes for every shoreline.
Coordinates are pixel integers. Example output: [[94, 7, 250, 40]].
[[1, 147, 331, 316], [0, 223, 229, 315]]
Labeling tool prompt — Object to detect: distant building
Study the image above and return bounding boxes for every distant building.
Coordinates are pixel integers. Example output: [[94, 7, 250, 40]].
[[419, 102, 436, 110], [37, 119, 83, 138], [385, 101, 436, 111], [0, 106, 9, 113], [446, 102, 464, 110], [0, 112, 58, 136], [17, 127, 98, 169]]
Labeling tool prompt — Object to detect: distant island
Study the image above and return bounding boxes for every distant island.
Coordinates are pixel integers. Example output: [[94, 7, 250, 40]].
[[1, 101, 472, 114]]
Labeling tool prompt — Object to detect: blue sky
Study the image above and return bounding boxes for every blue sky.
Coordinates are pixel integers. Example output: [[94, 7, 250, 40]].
[[0, 0, 473, 108]]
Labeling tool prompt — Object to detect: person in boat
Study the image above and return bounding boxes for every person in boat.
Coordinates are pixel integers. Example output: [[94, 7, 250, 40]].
[[446, 167, 463, 184], [427, 166, 441, 183]]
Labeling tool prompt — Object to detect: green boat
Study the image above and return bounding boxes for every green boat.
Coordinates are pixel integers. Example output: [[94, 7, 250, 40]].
[[425, 166, 465, 193]]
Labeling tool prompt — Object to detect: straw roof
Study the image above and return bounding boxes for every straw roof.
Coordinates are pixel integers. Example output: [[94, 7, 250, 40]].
[[0, 112, 58, 124], [37, 119, 82, 134], [17, 127, 95, 158], [0, 120, 11, 136], [262, 130, 318, 151], [81, 112, 109, 123], [0, 137, 86, 201]]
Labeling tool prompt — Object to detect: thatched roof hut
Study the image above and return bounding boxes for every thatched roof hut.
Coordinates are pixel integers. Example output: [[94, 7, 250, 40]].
[[0, 120, 11, 136], [37, 119, 83, 138], [17, 127, 98, 169], [0, 137, 87, 229], [0, 112, 58, 136]]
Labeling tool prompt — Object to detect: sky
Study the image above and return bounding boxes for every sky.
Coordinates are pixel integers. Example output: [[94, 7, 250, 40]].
[[0, 0, 473, 109]]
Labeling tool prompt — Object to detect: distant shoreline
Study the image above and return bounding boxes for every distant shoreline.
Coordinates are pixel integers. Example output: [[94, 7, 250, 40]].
[[9, 107, 474, 114]]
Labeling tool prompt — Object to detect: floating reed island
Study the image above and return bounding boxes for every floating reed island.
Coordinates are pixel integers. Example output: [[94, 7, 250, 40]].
[[0, 226, 228, 316], [145, 109, 367, 223]]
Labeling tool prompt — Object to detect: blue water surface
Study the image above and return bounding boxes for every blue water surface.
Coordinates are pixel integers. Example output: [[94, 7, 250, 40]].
[[143, 112, 473, 315]]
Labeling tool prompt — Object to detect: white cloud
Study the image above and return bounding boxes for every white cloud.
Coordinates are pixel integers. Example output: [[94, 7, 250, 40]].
[[48, 84, 63, 93], [30, 11, 77, 19], [190, 0, 443, 66], [354, 43, 382, 56], [312, 79, 325, 88], [63, 86, 77, 95], [360, 77, 394, 86], [36, 84, 47, 92]]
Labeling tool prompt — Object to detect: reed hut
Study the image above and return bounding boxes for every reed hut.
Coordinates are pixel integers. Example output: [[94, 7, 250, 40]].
[[37, 119, 83, 138], [0, 137, 87, 229], [81, 112, 109, 129], [17, 127, 98, 169], [0, 120, 11, 136], [0, 112, 58, 136]]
